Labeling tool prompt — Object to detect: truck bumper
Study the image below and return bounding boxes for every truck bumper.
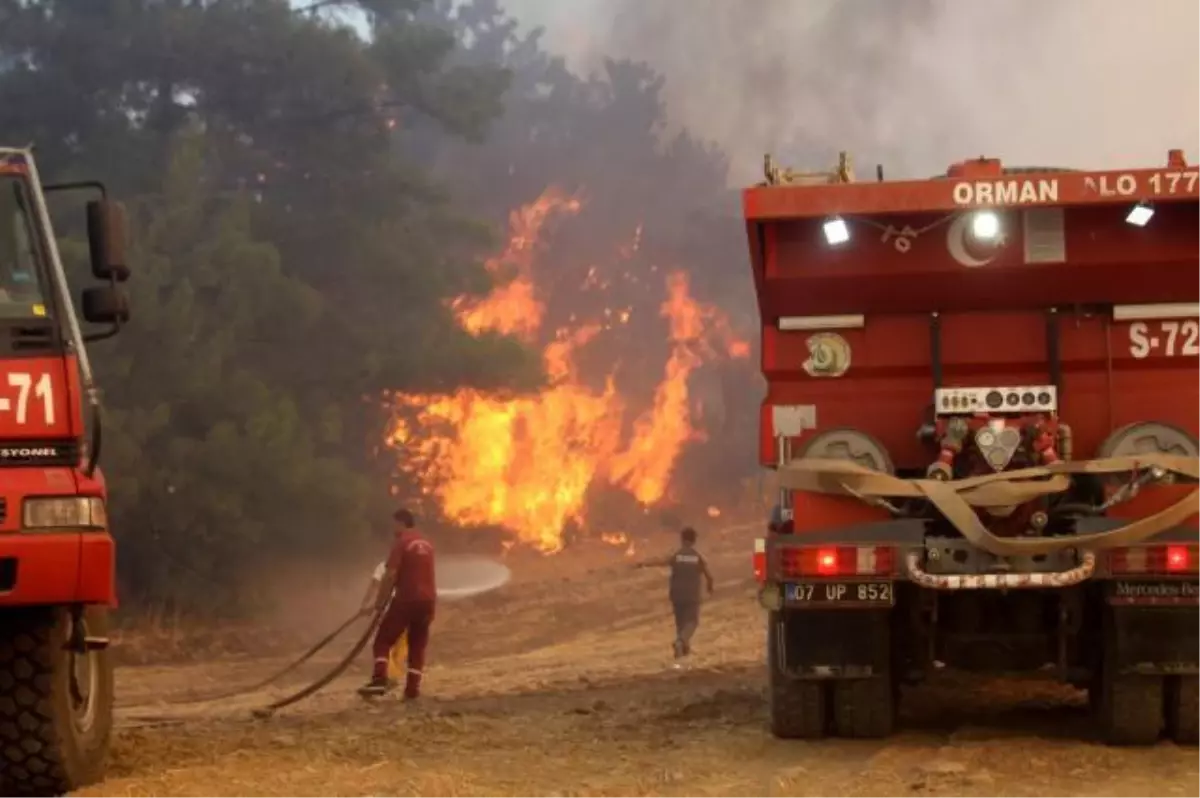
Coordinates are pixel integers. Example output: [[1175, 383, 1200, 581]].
[[765, 518, 1198, 587], [0, 532, 116, 607]]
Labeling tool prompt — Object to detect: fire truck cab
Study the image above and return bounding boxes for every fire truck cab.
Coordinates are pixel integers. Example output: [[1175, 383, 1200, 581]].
[[0, 147, 129, 794], [744, 151, 1198, 745]]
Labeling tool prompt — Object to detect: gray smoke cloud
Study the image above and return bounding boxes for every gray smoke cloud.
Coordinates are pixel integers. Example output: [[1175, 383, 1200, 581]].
[[502, 0, 1200, 184]]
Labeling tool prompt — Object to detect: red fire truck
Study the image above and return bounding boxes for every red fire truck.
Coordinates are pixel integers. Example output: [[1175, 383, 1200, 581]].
[[746, 151, 1198, 745], [0, 147, 129, 794]]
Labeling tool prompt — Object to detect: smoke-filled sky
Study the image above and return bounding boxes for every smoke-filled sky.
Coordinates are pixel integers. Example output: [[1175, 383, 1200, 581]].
[[501, 0, 1200, 184]]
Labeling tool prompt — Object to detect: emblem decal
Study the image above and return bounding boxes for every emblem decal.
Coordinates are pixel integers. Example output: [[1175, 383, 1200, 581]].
[[803, 333, 851, 378]]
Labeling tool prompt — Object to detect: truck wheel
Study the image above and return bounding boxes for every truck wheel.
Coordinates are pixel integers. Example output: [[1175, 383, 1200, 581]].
[[0, 607, 113, 795], [1165, 676, 1199, 745], [767, 613, 827, 739], [832, 678, 895, 738], [1097, 672, 1163, 746]]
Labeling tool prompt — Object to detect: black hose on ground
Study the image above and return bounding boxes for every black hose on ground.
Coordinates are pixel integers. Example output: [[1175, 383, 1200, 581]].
[[251, 605, 386, 718], [162, 610, 366, 706], [120, 607, 386, 728]]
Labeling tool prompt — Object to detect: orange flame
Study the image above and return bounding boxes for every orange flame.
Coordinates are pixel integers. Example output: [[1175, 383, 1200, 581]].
[[389, 188, 748, 553], [453, 188, 582, 340], [707, 506, 722, 518], [602, 531, 637, 557], [607, 273, 706, 505]]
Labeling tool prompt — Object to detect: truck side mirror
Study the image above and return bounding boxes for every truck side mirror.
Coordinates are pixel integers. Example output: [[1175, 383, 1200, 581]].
[[86, 200, 130, 282], [81, 285, 130, 326]]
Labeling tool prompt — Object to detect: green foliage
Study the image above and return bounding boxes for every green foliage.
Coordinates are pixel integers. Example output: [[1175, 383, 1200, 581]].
[[0, 0, 540, 614], [70, 132, 376, 611]]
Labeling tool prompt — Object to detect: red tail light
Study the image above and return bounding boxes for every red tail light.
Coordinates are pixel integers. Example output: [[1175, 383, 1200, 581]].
[[779, 545, 896, 578], [1110, 545, 1199, 575], [816, 548, 838, 575]]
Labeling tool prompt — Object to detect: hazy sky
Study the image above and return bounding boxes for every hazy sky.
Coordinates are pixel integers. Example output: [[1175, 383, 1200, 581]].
[[500, 0, 1200, 184], [307, 0, 1199, 184]]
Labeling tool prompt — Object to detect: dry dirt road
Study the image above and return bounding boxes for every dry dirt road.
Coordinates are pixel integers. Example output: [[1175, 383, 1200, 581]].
[[93, 526, 1198, 797]]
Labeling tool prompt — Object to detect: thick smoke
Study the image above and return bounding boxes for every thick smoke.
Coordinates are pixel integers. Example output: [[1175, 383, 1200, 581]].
[[502, 0, 1200, 183]]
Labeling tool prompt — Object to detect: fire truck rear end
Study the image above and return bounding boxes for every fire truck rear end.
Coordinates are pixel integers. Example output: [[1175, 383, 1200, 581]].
[[744, 151, 1198, 745]]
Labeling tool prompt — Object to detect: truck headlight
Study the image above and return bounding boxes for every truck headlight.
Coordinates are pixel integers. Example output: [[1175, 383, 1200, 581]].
[[22, 497, 108, 530]]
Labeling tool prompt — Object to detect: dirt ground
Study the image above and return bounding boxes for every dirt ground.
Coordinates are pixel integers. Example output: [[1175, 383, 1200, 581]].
[[92, 524, 1199, 797]]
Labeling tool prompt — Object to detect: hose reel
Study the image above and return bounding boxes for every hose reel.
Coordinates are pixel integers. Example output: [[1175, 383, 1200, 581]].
[[798, 427, 895, 475], [1098, 421, 1199, 486]]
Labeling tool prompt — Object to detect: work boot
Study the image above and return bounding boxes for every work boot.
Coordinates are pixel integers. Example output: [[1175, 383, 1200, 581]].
[[358, 675, 390, 697], [403, 671, 422, 701]]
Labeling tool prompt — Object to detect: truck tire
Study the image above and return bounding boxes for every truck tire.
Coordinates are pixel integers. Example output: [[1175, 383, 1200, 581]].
[[1165, 676, 1199, 745], [832, 678, 895, 738], [0, 607, 113, 796], [1097, 672, 1163, 746], [767, 613, 827, 739], [1094, 607, 1168, 747]]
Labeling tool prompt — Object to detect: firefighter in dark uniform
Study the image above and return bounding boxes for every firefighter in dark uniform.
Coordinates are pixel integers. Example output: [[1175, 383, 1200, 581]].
[[636, 526, 715, 659]]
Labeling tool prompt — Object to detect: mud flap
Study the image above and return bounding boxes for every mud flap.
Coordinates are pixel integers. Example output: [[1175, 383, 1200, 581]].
[[778, 609, 891, 678], [1108, 606, 1199, 676]]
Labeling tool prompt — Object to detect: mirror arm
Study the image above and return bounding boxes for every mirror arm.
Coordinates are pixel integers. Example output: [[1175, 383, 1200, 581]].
[[83, 324, 120, 344], [83, 405, 103, 478], [43, 180, 107, 199]]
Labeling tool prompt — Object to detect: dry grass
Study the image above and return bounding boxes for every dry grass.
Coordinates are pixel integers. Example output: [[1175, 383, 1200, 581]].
[[85, 521, 1200, 797], [111, 614, 313, 667]]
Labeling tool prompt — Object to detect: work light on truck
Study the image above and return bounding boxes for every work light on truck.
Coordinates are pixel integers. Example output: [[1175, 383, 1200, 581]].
[[969, 209, 1000, 240], [822, 215, 850, 246], [22, 496, 108, 530], [1125, 201, 1154, 227]]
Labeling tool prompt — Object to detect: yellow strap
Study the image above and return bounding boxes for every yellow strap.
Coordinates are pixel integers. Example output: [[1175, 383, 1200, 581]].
[[387, 634, 408, 680], [777, 454, 1199, 556]]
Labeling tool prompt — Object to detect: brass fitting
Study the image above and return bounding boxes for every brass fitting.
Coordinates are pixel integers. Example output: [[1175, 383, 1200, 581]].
[[939, 417, 969, 451], [1057, 422, 1073, 461], [926, 461, 953, 481]]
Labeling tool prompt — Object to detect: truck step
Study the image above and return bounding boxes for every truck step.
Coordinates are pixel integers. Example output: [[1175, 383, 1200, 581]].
[[84, 635, 110, 651]]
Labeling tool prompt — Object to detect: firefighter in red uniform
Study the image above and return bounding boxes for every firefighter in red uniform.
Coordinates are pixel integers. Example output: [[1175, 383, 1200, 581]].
[[359, 508, 437, 699]]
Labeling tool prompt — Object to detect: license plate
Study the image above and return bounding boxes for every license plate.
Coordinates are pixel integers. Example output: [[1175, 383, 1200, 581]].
[[785, 581, 894, 606]]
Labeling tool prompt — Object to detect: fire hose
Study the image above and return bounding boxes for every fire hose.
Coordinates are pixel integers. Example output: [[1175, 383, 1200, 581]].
[[776, 452, 1199, 556], [159, 610, 369, 706], [251, 606, 385, 718], [122, 605, 386, 726], [124, 557, 512, 724]]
